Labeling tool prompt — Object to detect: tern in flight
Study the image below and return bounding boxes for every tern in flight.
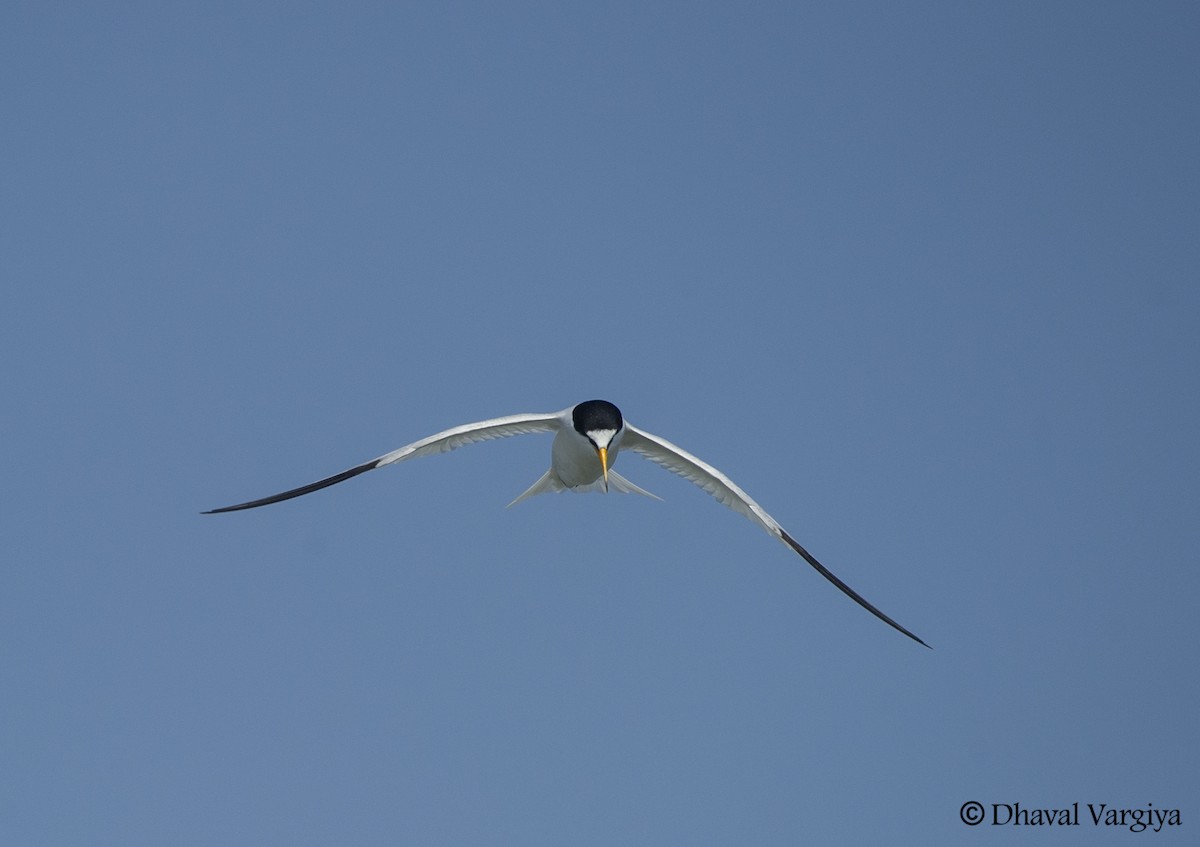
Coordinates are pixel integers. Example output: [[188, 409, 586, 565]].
[[205, 400, 927, 646]]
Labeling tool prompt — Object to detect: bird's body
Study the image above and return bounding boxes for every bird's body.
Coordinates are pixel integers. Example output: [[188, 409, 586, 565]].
[[551, 408, 617, 489], [206, 399, 928, 647]]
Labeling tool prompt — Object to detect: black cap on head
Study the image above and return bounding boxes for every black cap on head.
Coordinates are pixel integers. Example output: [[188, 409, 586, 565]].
[[572, 399, 623, 435]]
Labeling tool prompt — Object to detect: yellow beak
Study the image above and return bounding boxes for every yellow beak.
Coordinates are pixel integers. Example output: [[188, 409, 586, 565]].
[[598, 446, 609, 492]]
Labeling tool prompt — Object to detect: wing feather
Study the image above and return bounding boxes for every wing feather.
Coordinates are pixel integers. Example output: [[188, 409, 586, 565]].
[[204, 412, 561, 514], [622, 424, 928, 647]]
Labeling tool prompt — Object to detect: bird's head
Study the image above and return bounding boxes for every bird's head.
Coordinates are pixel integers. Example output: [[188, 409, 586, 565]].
[[572, 400, 624, 491]]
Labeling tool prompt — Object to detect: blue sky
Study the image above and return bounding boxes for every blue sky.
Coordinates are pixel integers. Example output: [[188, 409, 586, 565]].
[[3, 2, 1197, 844]]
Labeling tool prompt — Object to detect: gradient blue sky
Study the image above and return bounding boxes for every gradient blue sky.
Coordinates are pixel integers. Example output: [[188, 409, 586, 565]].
[[3, 2, 1197, 844]]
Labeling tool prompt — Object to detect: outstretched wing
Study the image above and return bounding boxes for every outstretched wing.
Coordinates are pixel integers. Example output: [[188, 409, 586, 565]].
[[622, 424, 928, 647], [203, 412, 561, 514]]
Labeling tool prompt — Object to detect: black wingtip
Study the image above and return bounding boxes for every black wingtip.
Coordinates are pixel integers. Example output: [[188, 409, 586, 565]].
[[779, 530, 930, 648], [202, 459, 381, 514]]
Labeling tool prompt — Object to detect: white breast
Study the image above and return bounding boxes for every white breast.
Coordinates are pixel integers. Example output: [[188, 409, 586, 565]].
[[550, 427, 622, 488]]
